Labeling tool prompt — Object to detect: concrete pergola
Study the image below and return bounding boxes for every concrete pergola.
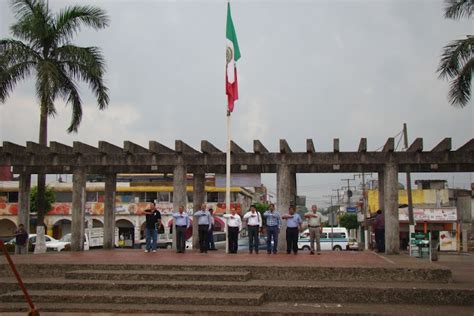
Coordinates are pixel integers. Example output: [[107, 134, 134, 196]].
[[1, 137, 473, 254]]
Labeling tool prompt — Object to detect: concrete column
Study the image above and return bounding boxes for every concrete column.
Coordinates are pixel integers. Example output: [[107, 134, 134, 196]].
[[383, 162, 399, 254], [290, 171, 297, 206], [173, 164, 187, 250], [18, 173, 31, 233], [192, 172, 205, 250], [277, 164, 292, 252], [457, 195, 472, 252], [378, 171, 385, 211], [71, 168, 86, 251], [103, 173, 117, 249]]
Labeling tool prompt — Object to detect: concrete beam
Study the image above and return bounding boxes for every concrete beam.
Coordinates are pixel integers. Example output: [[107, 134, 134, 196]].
[[103, 173, 116, 249], [333, 139, 340, 153], [26, 142, 49, 154], [407, 138, 423, 152], [73, 142, 98, 154], [201, 140, 222, 153], [384, 162, 399, 255], [50, 142, 72, 154], [280, 139, 292, 154], [382, 138, 395, 152], [431, 138, 452, 152], [231, 141, 246, 153], [192, 172, 205, 250], [71, 168, 86, 251], [3, 142, 25, 154], [18, 173, 31, 234], [358, 138, 367, 152], [175, 140, 199, 154], [456, 139, 474, 152], [306, 139, 315, 153], [253, 140, 269, 154], [124, 141, 148, 154], [149, 141, 174, 154], [99, 141, 123, 154], [172, 164, 187, 250]]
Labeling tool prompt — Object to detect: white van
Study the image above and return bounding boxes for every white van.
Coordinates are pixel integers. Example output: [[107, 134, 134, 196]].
[[298, 227, 349, 251]]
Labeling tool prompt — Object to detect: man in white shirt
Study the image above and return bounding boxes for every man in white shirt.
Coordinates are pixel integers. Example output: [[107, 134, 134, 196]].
[[224, 209, 242, 253], [304, 204, 323, 255], [243, 205, 262, 254]]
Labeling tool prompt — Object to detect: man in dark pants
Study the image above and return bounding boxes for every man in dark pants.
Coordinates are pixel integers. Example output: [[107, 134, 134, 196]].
[[263, 203, 281, 254], [282, 206, 302, 254], [194, 203, 211, 253], [144, 202, 161, 253], [373, 209, 385, 252], [172, 206, 190, 253], [224, 209, 242, 253], [14, 224, 29, 255], [243, 205, 262, 254]]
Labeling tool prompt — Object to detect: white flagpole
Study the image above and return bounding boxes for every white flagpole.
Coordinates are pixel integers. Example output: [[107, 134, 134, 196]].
[[225, 110, 231, 254]]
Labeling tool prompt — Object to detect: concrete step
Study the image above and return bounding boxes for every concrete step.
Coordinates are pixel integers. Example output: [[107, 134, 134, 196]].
[[65, 269, 251, 282], [0, 290, 265, 306], [0, 302, 473, 315], [1, 278, 473, 306]]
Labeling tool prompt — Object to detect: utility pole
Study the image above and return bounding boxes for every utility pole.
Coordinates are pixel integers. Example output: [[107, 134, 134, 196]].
[[332, 189, 341, 205], [341, 178, 355, 207], [403, 123, 415, 233], [353, 173, 372, 250]]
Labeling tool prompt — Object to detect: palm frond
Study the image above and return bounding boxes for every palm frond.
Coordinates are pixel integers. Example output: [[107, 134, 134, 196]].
[[448, 58, 474, 107], [0, 39, 40, 66], [56, 65, 82, 133], [53, 6, 110, 44], [437, 37, 474, 80], [35, 60, 63, 117], [0, 61, 35, 103], [444, 0, 473, 20], [55, 45, 109, 109]]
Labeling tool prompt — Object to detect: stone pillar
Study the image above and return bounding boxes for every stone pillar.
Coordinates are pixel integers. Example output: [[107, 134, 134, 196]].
[[71, 168, 86, 251], [173, 164, 187, 250], [192, 172, 205, 250], [383, 162, 399, 254], [290, 171, 297, 206], [378, 171, 385, 211], [103, 173, 116, 249], [457, 195, 472, 252], [18, 173, 31, 233], [277, 164, 293, 252]]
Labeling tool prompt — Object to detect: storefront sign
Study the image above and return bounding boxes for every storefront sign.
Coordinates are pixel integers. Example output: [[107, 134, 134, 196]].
[[399, 208, 457, 222]]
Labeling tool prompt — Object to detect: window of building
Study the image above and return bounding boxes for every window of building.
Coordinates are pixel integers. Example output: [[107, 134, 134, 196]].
[[117, 192, 133, 203], [187, 192, 193, 203], [145, 192, 158, 202], [157, 192, 170, 202], [7, 192, 18, 203], [86, 192, 98, 202], [207, 192, 218, 202], [55, 192, 72, 202]]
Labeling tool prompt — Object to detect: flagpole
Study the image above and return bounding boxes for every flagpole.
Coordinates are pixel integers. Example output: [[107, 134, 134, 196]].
[[225, 110, 231, 254]]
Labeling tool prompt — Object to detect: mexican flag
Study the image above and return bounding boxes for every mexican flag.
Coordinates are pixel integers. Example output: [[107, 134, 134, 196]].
[[226, 2, 241, 113]]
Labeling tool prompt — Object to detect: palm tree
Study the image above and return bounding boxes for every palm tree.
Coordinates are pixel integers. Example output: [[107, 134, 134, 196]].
[[0, 0, 110, 241], [437, 0, 473, 107]]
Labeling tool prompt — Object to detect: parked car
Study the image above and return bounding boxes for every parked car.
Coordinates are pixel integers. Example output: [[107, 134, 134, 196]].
[[140, 233, 172, 249], [185, 232, 226, 250], [298, 227, 349, 252], [238, 236, 268, 251], [346, 238, 359, 251], [6, 234, 68, 252]]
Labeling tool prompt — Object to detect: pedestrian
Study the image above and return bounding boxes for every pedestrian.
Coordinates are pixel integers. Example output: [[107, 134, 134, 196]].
[[208, 208, 217, 250], [304, 204, 323, 255], [144, 202, 161, 253], [282, 206, 302, 254], [224, 209, 242, 253], [373, 209, 385, 253], [243, 205, 262, 254], [14, 224, 29, 255], [172, 206, 190, 253], [194, 203, 212, 253], [263, 203, 281, 254]]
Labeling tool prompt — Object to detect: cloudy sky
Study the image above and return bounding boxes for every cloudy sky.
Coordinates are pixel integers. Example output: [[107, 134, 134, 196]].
[[0, 0, 472, 207]]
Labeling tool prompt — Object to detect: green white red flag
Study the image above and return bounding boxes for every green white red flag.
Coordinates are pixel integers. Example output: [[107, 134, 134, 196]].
[[226, 2, 241, 113]]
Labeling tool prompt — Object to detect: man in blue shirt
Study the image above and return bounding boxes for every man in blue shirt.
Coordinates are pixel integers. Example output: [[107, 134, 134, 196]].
[[282, 206, 302, 254], [172, 206, 190, 253], [263, 203, 281, 254], [193, 203, 211, 253]]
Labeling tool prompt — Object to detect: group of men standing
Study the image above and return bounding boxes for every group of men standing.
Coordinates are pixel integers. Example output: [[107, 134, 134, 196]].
[[143, 202, 323, 255]]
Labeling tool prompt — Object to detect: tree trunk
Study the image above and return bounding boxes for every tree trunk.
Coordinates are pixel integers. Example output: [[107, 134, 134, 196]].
[[35, 102, 48, 254]]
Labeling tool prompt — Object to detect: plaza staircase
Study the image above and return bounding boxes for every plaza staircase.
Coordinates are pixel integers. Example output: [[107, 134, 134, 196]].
[[0, 260, 473, 315]]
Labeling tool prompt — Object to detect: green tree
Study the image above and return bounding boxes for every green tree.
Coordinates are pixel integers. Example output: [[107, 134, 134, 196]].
[[437, 0, 473, 107], [339, 213, 359, 231], [30, 185, 55, 216], [0, 0, 110, 228]]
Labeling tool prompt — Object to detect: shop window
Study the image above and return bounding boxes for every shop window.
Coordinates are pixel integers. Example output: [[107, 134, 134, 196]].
[[207, 192, 218, 202], [8, 192, 18, 203], [117, 192, 133, 203], [86, 192, 98, 202], [145, 192, 158, 202], [157, 192, 170, 202], [187, 192, 193, 203], [55, 192, 72, 202]]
